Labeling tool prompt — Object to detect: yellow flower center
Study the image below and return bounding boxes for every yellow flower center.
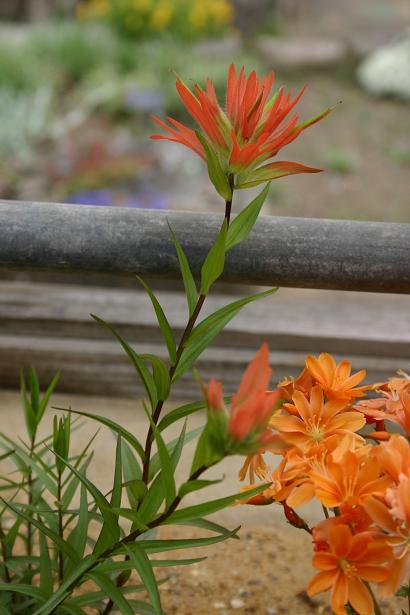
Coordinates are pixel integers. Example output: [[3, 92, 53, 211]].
[[339, 558, 357, 577]]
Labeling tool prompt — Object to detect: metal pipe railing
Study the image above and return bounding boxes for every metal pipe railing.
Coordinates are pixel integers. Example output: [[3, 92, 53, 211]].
[[1, 200, 409, 293]]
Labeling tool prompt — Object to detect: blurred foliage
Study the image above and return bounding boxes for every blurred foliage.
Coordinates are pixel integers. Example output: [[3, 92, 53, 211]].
[[76, 0, 234, 41], [321, 148, 360, 175], [0, 19, 260, 182]]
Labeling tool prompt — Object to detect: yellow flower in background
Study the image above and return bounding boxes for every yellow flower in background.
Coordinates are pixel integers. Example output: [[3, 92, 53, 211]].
[[76, 0, 234, 38], [132, 0, 152, 13], [150, 2, 173, 31]]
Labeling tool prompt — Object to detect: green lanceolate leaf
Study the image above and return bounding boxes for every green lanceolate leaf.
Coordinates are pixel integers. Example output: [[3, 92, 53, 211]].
[[167, 222, 198, 317], [111, 435, 122, 509], [172, 312, 232, 382], [91, 315, 158, 409], [178, 479, 222, 498], [148, 419, 176, 509], [87, 571, 134, 615], [59, 408, 145, 463], [200, 220, 228, 296], [65, 483, 88, 578], [38, 371, 60, 423], [119, 526, 240, 556], [136, 276, 177, 364], [225, 183, 270, 249], [157, 399, 206, 432], [196, 131, 232, 201], [29, 367, 40, 419], [122, 442, 143, 509], [188, 288, 277, 346], [165, 483, 271, 525], [149, 426, 203, 480], [38, 530, 53, 597], [45, 447, 119, 555], [124, 544, 164, 615], [140, 354, 170, 401], [0, 498, 79, 565], [20, 371, 37, 440]]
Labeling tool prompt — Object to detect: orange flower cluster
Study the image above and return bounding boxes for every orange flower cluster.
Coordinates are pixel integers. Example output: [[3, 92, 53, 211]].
[[238, 352, 410, 615], [151, 65, 330, 193]]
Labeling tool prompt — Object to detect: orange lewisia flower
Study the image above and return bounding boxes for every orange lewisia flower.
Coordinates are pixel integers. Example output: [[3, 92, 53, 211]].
[[376, 434, 410, 482], [363, 475, 410, 597], [309, 449, 391, 508], [305, 353, 368, 402], [308, 524, 391, 615], [151, 64, 330, 191], [270, 385, 365, 451]]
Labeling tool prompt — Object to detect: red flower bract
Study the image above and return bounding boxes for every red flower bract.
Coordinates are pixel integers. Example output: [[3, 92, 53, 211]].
[[151, 64, 331, 191]]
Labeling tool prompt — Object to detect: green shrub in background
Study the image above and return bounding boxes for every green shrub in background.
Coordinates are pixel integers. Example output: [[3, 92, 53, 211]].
[[76, 0, 234, 41]]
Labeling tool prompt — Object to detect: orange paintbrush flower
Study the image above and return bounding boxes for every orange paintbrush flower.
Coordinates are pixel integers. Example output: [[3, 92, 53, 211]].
[[203, 344, 281, 455], [308, 524, 391, 615], [305, 353, 368, 402], [151, 65, 330, 196], [270, 385, 365, 451]]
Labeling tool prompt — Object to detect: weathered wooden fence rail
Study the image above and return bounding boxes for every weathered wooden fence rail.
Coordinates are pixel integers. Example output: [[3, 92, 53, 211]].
[[0, 200, 409, 397], [1, 200, 410, 293]]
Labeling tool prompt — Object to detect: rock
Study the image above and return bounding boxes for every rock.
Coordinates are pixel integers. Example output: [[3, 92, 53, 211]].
[[213, 602, 227, 610], [230, 598, 245, 609], [357, 29, 410, 100], [256, 36, 349, 70]]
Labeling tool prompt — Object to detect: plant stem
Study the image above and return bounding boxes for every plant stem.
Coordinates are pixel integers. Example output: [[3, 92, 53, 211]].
[[408, 578, 410, 615], [140, 185, 235, 486], [103, 190, 235, 613], [141, 293, 206, 485], [0, 519, 11, 584], [364, 581, 383, 615], [322, 505, 329, 519], [27, 434, 35, 565], [224, 174, 235, 226], [57, 469, 64, 583]]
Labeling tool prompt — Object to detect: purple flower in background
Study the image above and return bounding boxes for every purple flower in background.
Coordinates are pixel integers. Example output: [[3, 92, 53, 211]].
[[66, 188, 167, 209], [124, 189, 166, 210], [65, 190, 113, 206]]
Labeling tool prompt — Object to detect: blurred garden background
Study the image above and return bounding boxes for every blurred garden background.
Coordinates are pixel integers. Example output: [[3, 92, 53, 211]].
[[1, 0, 410, 222]]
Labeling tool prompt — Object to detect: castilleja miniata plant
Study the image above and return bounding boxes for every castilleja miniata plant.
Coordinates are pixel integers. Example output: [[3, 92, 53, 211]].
[[2, 65, 407, 615]]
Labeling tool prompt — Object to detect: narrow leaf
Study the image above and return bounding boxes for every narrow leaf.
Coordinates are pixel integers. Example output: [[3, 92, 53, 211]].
[[58, 408, 145, 463], [140, 354, 170, 401], [226, 183, 270, 249], [0, 498, 78, 564], [148, 419, 176, 509], [178, 479, 222, 498], [157, 399, 206, 432], [119, 526, 240, 555], [38, 372, 60, 423], [136, 276, 177, 364], [200, 220, 227, 296], [188, 288, 277, 346], [38, 530, 53, 596], [167, 221, 198, 317], [65, 483, 88, 578], [124, 544, 163, 615], [87, 571, 134, 615], [164, 483, 271, 524], [91, 315, 158, 409]]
